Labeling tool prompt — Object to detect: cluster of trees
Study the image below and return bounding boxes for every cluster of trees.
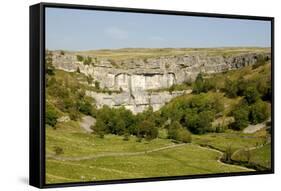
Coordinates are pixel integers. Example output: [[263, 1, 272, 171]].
[[223, 78, 271, 102], [229, 80, 270, 130], [92, 105, 193, 143], [92, 106, 161, 141], [231, 99, 269, 130], [161, 93, 224, 134]]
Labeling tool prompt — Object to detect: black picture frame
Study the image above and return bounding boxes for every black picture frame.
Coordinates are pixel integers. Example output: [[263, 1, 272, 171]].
[[30, 2, 275, 189]]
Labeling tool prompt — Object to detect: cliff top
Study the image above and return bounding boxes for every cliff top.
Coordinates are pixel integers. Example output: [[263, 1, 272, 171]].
[[50, 47, 270, 62]]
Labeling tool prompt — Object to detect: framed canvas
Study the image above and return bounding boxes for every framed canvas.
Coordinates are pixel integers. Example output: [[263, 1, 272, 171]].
[[29, 2, 274, 188]]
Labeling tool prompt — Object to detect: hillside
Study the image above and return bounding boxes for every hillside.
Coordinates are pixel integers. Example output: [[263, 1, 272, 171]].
[[46, 48, 272, 183]]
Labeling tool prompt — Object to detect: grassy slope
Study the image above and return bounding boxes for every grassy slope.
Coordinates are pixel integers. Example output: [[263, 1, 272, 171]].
[[46, 122, 250, 184]]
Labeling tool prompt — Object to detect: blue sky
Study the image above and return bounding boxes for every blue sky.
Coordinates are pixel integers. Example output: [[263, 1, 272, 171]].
[[46, 8, 271, 51]]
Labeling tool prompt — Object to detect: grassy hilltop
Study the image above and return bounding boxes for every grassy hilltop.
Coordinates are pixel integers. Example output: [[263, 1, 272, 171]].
[[58, 47, 270, 62], [45, 48, 272, 184]]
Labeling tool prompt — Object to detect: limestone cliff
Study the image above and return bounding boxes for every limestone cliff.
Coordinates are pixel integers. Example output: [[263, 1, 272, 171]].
[[49, 48, 270, 113]]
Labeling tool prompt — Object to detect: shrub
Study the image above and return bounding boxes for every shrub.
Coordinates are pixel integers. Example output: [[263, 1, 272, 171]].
[[137, 120, 158, 141], [76, 55, 84, 62], [224, 145, 233, 162], [83, 56, 92, 65], [192, 73, 204, 94], [184, 110, 214, 134], [249, 100, 269, 124], [46, 103, 59, 127], [192, 73, 214, 94], [168, 121, 192, 143], [53, 146, 63, 155], [123, 132, 130, 141], [224, 78, 238, 98], [78, 100, 93, 116], [94, 80, 100, 90], [46, 53, 55, 76], [92, 120, 106, 138], [244, 86, 260, 104], [231, 104, 249, 130]]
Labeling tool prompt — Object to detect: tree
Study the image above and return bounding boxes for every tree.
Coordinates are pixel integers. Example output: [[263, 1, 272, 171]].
[[46, 52, 55, 76], [76, 55, 84, 62], [46, 103, 59, 127], [92, 120, 106, 138], [184, 110, 214, 134], [78, 100, 93, 116], [249, 100, 269, 124], [231, 104, 249, 130], [94, 80, 100, 90], [137, 120, 158, 141], [224, 145, 233, 162], [224, 78, 238, 98], [244, 86, 260, 104], [192, 73, 204, 94]]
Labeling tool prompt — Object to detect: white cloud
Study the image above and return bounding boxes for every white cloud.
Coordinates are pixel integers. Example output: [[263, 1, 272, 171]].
[[105, 27, 128, 40]]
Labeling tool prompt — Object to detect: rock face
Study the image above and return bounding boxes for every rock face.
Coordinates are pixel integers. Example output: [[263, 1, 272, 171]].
[[86, 90, 192, 114], [50, 49, 270, 113]]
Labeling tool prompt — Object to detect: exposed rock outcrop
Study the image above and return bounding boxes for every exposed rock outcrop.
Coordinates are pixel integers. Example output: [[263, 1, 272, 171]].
[[49, 48, 270, 113]]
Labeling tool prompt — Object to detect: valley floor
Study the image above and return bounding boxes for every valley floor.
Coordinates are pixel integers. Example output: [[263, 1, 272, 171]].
[[45, 120, 270, 184]]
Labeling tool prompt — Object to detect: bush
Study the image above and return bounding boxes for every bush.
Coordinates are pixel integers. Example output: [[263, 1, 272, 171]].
[[46, 52, 55, 76], [137, 120, 158, 141], [83, 56, 92, 65], [231, 104, 249, 130], [244, 86, 260, 104], [167, 121, 192, 143], [192, 73, 205, 94], [94, 80, 100, 90], [192, 73, 214, 94], [184, 110, 214, 134], [92, 120, 106, 138], [249, 100, 269, 124], [46, 103, 59, 127], [224, 145, 233, 162], [123, 132, 130, 141], [224, 78, 238, 98], [78, 100, 93, 116], [76, 55, 84, 62], [53, 146, 63, 155]]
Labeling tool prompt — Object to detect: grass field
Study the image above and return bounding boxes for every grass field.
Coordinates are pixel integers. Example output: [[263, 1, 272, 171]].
[[45, 120, 269, 184]]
